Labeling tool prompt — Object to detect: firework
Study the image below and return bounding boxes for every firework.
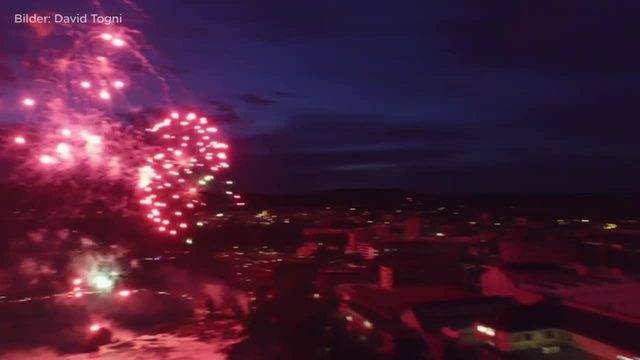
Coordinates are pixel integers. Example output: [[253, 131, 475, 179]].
[[140, 111, 241, 237], [5, 22, 243, 242]]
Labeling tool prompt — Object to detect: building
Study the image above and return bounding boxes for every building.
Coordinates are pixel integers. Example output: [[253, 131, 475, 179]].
[[335, 283, 476, 357], [472, 302, 640, 359], [481, 262, 640, 321]]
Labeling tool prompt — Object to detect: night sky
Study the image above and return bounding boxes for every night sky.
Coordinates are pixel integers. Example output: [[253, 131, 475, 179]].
[[2, 1, 640, 193]]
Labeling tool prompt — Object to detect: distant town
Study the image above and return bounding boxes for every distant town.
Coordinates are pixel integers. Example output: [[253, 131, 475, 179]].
[[2, 191, 640, 359], [217, 191, 640, 359]]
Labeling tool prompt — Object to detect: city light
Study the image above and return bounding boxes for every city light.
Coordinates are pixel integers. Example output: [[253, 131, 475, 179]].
[[476, 324, 496, 337]]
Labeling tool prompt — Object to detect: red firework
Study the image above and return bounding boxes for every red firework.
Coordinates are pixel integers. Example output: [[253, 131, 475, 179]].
[[6, 25, 244, 241], [141, 111, 241, 237]]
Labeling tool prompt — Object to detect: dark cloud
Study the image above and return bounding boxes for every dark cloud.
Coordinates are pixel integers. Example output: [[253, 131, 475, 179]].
[[231, 111, 477, 193], [282, 112, 477, 147], [209, 100, 241, 123], [272, 91, 294, 98], [231, 105, 640, 193], [237, 94, 276, 106], [115, 107, 166, 125]]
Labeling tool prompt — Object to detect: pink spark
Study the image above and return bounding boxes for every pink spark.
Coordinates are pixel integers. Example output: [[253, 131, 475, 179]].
[[111, 38, 126, 47], [99, 90, 111, 100], [39, 155, 56, 165], [56, 143, 71, 158]]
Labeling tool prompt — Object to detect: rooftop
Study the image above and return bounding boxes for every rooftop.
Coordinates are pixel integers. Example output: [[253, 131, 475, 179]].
[[337, 284, 474, 321], [501, 265, 640, 322]]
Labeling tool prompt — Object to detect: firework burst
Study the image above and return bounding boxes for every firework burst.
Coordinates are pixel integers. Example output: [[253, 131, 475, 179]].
[[5, 22, 243, 241], [140, 110, 241, 237]]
